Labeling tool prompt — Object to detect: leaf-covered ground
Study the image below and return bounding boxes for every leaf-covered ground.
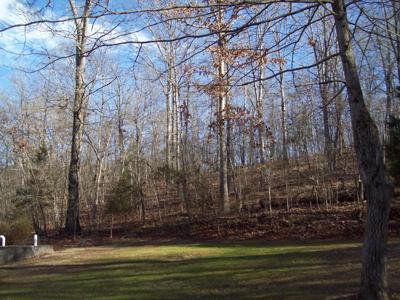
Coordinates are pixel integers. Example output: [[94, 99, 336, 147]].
[[0, 240, 399, 299]]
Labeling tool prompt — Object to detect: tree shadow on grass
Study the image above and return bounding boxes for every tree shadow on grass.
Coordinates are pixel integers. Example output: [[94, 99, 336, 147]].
[[0, 243, 399, 300]]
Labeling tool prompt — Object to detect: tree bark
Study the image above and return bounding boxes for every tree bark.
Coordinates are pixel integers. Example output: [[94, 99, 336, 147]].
[[377, 38, 394, 150], [332, 1, 394, 299], [65, 0, 91, 235], [278, 60, 288, 163], [166, 44, 173, 167], [173, 60, 181, 171], [311, 20, 334, 171], [255, 66, 266, 164], [333, 63, 345, 158], [217, 2, 230, 213]]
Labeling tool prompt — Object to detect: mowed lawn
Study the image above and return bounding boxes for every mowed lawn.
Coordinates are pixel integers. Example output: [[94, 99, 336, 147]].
[[0, 240, 399, 299]]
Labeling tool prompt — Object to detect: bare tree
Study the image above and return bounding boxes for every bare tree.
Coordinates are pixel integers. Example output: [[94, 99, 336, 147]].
[[65, 0, 92, 235], [215, 1, 230, 213], [332, 0, 394, 298]]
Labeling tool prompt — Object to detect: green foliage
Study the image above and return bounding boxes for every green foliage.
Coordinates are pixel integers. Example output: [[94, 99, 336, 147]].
[[0, 214, 33, 245], [386, 116, 400, 185], [106, 171, 139, 214]]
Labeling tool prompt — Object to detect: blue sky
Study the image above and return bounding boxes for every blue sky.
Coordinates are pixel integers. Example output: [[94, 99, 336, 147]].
[[0, 0, 68, 92], [0, 0, 151, 94], [0, 0, 353, 100]]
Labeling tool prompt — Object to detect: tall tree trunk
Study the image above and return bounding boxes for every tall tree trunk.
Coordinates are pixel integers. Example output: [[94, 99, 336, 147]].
[[332, 1, 394, 299], [320, 78, 334, 171], [311, 21, 334, 171], [166, 43, 174, 167], [217, 2, 230, 213], [384, 0, 400, 118], [389, 0, 400, 87], [333, 63, 345, 158], [377, 38, 395, 150], [255, 66, 266, 163], [115, 79, 126, 174], [218, 52, 230, 213], [65, 0, 91, 235], [278, 61, 288, 162], [173, 63, 181, 171], [269, 92, 276, 160], [246, 85, 256, 165]]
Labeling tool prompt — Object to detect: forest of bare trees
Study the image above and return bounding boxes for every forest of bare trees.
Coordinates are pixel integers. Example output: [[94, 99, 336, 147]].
[[0, 0, 399, 299]]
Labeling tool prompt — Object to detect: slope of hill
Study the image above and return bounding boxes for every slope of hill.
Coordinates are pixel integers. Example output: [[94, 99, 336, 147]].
[[68, 152, 399, 243]]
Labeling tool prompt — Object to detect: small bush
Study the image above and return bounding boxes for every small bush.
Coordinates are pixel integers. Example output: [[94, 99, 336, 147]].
[[0, 222, 11, 241], [0, 215, 33, 245], [106, 172, 135, 215]]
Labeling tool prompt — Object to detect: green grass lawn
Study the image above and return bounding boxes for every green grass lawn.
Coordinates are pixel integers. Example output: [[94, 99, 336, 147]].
[[0, 240, 399, 299]]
